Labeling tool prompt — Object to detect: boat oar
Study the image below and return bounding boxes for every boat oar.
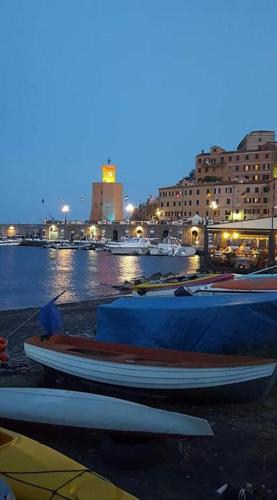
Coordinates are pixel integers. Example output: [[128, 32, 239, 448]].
[[4, 290, 66, 341]]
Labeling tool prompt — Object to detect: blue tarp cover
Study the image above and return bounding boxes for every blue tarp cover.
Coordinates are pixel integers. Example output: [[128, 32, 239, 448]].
[[96, 294, 277, 354]]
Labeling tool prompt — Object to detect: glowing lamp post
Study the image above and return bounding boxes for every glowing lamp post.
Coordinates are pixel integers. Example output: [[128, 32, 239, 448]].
[[209, 201, 218, 222], [156, 208, 162, 220], [61, 204, 70, 224], [125, 203, 134, 221]]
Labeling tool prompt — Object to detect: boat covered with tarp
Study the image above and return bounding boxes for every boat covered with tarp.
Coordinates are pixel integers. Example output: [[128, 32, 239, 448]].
[[96, 294, 277, 355]]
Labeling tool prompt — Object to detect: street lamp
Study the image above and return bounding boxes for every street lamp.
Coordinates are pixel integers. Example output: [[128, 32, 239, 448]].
[[61, 204, 70, 224], [209, 201, 218, 222], [156, 208, 162, 220], [268, 204, 277, 266], [125, 203, 134, 221]]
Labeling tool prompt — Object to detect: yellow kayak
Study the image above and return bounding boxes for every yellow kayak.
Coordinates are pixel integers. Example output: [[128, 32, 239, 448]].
[[0, 427, 137, 499], [134, 273, 230, 293]]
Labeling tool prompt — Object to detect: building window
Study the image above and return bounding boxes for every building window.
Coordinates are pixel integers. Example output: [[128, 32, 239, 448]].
[[189, 211, 191, 216], [254, 164, 260, 171], [196, 200, 199, 206], [206, 211, 209, 216], [189, 190, 192, 195], [198, 158, 202, 163], [173, 202, 176, 207], [246, 187, 250, 193], [245, 155, 249, 160], [236, 165, 239, 171], [263, 164, 270, 170], [184, 211, 187, 216], [263, 175, 270, 180], [244, 197, 251, 203], [184, 201, 187, 206], [253, 174, 259, 181], [255, 154, 259, 159], [221, 156, 224, 162], [253, 198, 260, 203], [255, 187, 259, 193], [178, 201, 181, 206], [244, 165, 250, 171], [263, 198, 268, 203], [166, 202, 169, 207], [196, 189, 199, 195], [226, 199, 231, 205], [265, 153, 269, 159], [184, 190, 187, 195], [198, 168, 201, 173], [228, 156, 232, 161], [161, 202, 164, 207], [189, 200, 192, 206], [263, 208, 268, 214], [205, 167, 208, 173], [236, 155, 239, 160], [206, 189, 210, 194]]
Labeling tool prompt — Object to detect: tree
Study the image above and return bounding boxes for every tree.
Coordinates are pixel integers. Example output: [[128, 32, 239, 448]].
[[203, 175, 221, 183]]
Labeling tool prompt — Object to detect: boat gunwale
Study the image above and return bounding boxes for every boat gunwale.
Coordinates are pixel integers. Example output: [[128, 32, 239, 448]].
[[25, 335, 276, 369]]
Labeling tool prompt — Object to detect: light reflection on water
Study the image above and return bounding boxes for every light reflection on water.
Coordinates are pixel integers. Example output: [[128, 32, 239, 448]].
[[0, 247, 200, 310]]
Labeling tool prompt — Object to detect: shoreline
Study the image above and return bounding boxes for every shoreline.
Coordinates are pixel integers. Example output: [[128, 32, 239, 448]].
[[1, 296, 277, 499]]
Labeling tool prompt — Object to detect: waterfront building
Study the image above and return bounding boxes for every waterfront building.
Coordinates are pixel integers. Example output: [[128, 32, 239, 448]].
[[158, 131, 277, 222], [89, 160, 123, 222]]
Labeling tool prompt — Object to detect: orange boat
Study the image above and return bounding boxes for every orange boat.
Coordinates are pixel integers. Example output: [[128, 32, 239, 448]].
[[210, 277, 277, 292]]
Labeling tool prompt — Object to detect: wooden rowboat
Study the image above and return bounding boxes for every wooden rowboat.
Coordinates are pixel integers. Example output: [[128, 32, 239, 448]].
[[0, 426, 136, 499], [0, 388, 213, 437], [24, 335, 277, 402]]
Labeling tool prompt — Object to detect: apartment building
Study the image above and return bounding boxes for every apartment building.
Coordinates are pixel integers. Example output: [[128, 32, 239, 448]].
[[158, 131, 277, 222]]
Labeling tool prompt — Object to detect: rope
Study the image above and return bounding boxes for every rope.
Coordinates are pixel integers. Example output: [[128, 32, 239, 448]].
[[1, 468, 91, 500], [4, 290, 66, 341], [238, 489, 247, 500]]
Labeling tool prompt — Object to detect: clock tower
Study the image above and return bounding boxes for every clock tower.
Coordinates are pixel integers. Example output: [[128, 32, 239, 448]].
[[89, 160, 123, 222]]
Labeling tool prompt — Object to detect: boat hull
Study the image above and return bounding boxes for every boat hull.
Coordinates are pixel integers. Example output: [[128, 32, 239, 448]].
[[24, 339, 277, 402], [0, 427, 135, 499], [0, 388, 212, 437]]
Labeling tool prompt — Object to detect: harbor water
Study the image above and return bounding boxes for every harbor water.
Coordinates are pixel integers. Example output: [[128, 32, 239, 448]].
[[0, 247, 200, 310]]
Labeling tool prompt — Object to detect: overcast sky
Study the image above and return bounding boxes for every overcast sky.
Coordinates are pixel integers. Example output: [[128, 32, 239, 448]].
[[1, 0, 277, 222]]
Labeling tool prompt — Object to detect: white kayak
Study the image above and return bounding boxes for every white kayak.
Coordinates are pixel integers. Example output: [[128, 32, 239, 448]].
[[0, 388, 213, 437]]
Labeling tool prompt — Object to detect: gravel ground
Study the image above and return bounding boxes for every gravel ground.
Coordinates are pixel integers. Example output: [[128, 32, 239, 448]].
[[0, 297, 277, 499]]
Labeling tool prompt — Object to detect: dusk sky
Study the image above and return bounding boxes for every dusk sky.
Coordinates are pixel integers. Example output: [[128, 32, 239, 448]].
[[1, 0, 277, 222]]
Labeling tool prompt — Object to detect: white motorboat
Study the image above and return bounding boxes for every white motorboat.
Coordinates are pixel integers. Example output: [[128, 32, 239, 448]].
[[106, 238, 152, 255], [0, 238, 22, 247], [149, 238, 196, 257], [0, 388, 213, 437], [24, 335, 277, 402]]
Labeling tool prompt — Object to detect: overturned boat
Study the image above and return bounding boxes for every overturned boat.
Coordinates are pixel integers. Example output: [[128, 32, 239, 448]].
[[0, 387, 213, 437]]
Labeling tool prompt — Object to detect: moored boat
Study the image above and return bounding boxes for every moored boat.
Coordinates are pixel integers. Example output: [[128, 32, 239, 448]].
[[0, 426, 136, 499], [134, 273, 234, 296], [106, 238, 152, 255], [0, 387, 213, 437], [184, 276, 277, 296], [24, 335, 277, 402]]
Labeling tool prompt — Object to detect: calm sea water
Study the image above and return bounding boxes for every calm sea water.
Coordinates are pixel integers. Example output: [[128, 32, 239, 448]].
[[0, 247, 200, 310]]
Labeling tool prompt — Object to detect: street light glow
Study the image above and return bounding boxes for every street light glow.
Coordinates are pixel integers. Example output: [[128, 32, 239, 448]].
[[61, 204, 70, 214], [125, 203, 134, 214], [209, 201, 218, 210]]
